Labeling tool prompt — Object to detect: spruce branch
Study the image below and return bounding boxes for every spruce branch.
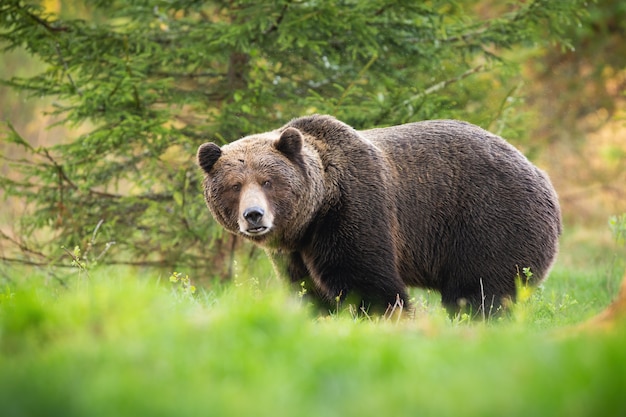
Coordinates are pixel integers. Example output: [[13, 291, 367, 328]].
[[399, 64, 487, 108]]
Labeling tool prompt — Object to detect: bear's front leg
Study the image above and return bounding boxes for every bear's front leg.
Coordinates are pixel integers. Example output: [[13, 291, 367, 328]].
[[266, 250, 333, 312], [301, 244, 411, 316]]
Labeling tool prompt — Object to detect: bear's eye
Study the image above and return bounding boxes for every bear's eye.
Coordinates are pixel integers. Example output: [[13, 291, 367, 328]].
[[262, 180, 271, 189], [232, 184, 241, 192]]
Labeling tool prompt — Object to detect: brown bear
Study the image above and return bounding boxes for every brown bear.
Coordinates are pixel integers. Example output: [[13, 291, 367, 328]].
[[197, 115, 561, 317]]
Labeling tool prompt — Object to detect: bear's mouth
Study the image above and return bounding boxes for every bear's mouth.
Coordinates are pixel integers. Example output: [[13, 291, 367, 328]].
[[245, 226, 269, 236]]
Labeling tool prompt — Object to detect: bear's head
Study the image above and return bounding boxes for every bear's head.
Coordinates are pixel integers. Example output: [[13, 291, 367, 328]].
[[197, 127, 323, 248]]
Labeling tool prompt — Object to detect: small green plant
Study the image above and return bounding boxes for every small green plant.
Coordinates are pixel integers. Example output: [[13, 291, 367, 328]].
[[335, 293, 342, 315], [522, 267, 534, 281], [531, 290, 579, 321], [60, 220, 116, 280], [62, 245, 88, 274], [517, 267, 535, 302], [169, 271, 197, 298], [297, 281, 308, 299]]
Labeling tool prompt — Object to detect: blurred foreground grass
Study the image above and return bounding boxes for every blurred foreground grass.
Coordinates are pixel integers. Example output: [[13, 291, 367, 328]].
[[0, 226, 625, 417]]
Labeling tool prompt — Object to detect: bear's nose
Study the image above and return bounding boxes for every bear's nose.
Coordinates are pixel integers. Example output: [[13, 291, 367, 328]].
[[243, 206, 264, 225]]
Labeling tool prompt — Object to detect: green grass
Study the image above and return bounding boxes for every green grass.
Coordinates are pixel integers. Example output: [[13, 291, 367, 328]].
[[1, 231, 625, 417]]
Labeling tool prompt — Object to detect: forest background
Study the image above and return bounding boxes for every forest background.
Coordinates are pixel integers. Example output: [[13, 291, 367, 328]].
[[1, 0, 625, 277]]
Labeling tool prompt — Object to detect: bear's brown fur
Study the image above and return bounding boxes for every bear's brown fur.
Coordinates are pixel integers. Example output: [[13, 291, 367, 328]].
[[197, 115, 562, 316]]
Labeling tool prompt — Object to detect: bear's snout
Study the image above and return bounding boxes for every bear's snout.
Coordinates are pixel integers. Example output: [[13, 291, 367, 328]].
[[241, 205, 271, 236], [238, 184, 274, 237]]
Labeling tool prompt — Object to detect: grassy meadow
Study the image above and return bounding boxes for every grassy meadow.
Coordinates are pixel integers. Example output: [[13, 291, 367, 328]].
[[1, 227, 625, 417]]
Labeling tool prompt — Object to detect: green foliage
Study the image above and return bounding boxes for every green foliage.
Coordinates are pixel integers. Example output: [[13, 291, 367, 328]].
[[169, 270, 197, 297], [530, 0, 626, 140], [0, 0, 588, 274], [0, 262, 625, 417]]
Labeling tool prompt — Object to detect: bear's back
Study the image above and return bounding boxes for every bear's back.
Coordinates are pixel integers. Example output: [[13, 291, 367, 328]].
[[361, 120, 549, 205], [362, 120, 525, 176]]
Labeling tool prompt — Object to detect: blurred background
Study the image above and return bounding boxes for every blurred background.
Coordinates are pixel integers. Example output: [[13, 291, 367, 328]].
[[1, 0, 625, 279]]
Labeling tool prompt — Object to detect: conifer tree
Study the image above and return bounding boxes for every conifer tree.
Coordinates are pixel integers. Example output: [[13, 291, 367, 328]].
[[0, 0, 586, 275]]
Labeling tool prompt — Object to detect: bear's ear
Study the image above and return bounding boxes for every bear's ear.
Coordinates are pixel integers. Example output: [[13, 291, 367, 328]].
[[275, 127, 303, 158], [197, 142, 222, 173]]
